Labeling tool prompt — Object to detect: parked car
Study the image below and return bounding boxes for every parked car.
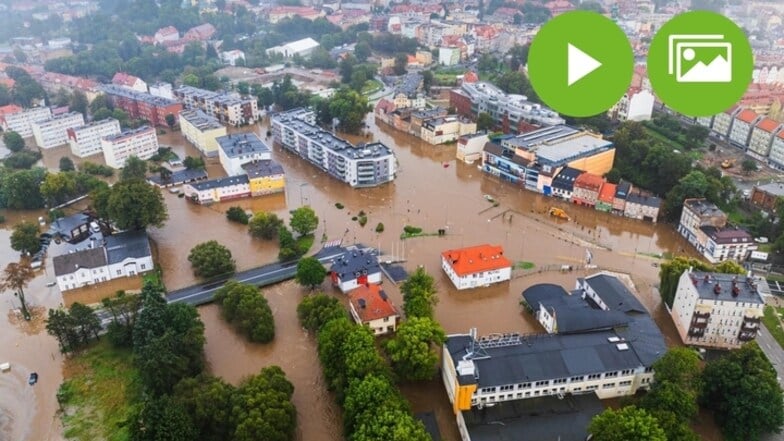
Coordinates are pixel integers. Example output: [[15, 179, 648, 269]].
[[28, 372, 38, 385]]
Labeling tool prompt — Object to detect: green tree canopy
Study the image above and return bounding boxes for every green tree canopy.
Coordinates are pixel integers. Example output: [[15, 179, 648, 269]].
[[384, 317, 446, 381], [350, 407, 430, 441], [588, 406, 666, 441], [659, 257, 744, 307], [2, 167, 46, 209], [225, 206, 249, 224], [343, 374, 410, 433], [187, 240, 236, 279], [476, 112, 494, 131], [10, 221, 41, 255], [3, 130, 25, 152], [297, 293, 345, 332], [231, 366, 296, 441], [295, 257, 327, 289], [95, 179, 168, 230], [214, 281, 275, 343], [59, 156, 75, 171], [248, 211, 283, 239], [173, 374, 236, 441], [289, 206, 319, 236], [40, 172, 77, 206], [129, 395, 198, 441], [400, 267, 439, 319], [120, 155, 148, 181]]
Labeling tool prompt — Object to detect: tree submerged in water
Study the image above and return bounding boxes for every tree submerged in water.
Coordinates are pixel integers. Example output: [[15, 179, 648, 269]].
[[0, 258, 36, 320]]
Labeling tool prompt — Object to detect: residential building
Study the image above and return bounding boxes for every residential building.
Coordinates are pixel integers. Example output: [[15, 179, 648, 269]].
[[243, 160, 286, 196], [551, 167, 581, 200], [729, 109, 762, 148], [31, 111, 85, 149], [148, 168, 207, 188], [148, 82, 174, 100], [450, 82, 564, 134], [53, 231, 153, 292], [608, 87, 655, 121], [456, 133, 489, 163], [347, 283, 400, 335], [271, 108, 397, 188], [101, 125, 159, 169], [613, 180, 632, 214], [623, 192, 661, 223], [445, 274, 665, 440], [174, 85, 260, 126], [221, 49, 245, 66], [266, 6, 324, 23], [217, 133, 272, 176], [751, 182, 784, 212], [441, 244, 512, 290], [183, 23, 216, 42], [111, 72, 148, 93], [571, 172, 604, 207], [67, 118, 121, 158], [747, 117, 782, 160], [769, 129, 784, 170], [710, 105, 741, 140], [0, 106, 51, 137], [420, 116, 477, 145], [329, 246, 382, 293], [266, 37, 320, 58], [37, 72, 101, 102], [178, 109, 227, 157], [183, 174, 251, 204], [438, 46, 461, 66], [670, 269, 764, 349], [102, 84, 183, 127], [596, 182, 616, 212], [154, 26, 179, 44], [482, 125, 615, 194], [677, 198, 756, 263], [700, 225, 757, 262]]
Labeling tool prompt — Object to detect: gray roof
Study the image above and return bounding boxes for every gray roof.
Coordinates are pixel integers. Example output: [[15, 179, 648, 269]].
[[178, 109, 224, 131], [626, 192, 661, 208], [582, 274, 647, 314], [522, 284, 630, 334], [483, 142, 530, 167], [102, 84, 179, 107], [242, 160, 284, 178], [51, 213, 91, 238], [53, 247, 107, 276], [462, 394, 603, 441], [615, 180, 632, 198], [499, 125, 613, 167], [103, 125, 154, 142], [686, 271, 765, 304], [756, 182, 784, 197], [189, 174, 249, 191], [551, 167, 582, 192], [684, 198, 723, 217], [104, 230, 151, 265], [699, 225, 753, 244], [216, 133, 269, 158], [329, 246, 381, 279], [147, 168, 208, 186]]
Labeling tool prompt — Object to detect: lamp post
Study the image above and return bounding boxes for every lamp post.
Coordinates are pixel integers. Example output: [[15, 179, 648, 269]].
[[299, 182, 310, 206]]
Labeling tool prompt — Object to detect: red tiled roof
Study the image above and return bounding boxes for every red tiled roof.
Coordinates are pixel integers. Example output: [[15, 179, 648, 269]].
[[38, 72, 98, 90], [0, 78, 14, 88], [756, 117, 781, 133], [441, 244, 511, 277], [0, 104, 22, 116], [574, 172, 604, 191], [463, 71, 479, 83], [598, 182, 617, 203], [112, 72, 141, 87], [375, 98, 395, 113], [736, 109, 759, 123], [155, 26, 178, 37], [348, 284, 398, 322]]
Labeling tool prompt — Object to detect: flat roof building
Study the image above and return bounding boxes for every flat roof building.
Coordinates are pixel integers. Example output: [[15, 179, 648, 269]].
[[178, 109, 227, 157], [67, 118, 121, 158], [217, 132, 272, 176], [101, 125, 159, 168]]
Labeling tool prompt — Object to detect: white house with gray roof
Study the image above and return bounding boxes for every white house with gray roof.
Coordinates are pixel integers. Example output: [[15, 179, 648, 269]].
[[217, 132, 272, 176]]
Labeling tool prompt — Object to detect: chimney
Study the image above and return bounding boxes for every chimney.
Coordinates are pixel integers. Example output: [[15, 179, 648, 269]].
[[713, 283, 721, 295]]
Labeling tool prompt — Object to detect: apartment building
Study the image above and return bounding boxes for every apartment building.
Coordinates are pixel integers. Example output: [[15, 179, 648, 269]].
[[571, 172, 604, 207], [183, 159, 286, 205], [101, 125, 159, 169], [173, 85, 259, 126], [551, 166, 581, 200], [677, 198, 757, 263], [729, 109, 762, 148], [102, 84, 183, 127], [608, 87, 655, 122], [456, 132, 489, 163], [441, 244, 512, 290], [0, 106, 52, 137], [710, 105, 741, 140], [67, 118, 121, 157], [769, 130, 784, 170], [623, 192, 661, 223], [32, 111, 85, 149], [596, 182, 616, 212], [747, 117, 782, 161], [670, 269, 764, 349], [329, 246, 383, 293], [112, 72, 148, 93], [271, 109, 397, 188], [613, 180, 632, 214], [37, 72, 101, 103], [420, 115, 476, 145], [347, 283, 400, 336], [217, 133, 272, 176], [179, 109, 227, 157], [751, 182, 784, 212], [450, 81, 564, 134]]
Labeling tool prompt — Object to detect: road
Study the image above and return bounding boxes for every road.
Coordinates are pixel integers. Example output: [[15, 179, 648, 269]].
[[759, 326, 784, 441]]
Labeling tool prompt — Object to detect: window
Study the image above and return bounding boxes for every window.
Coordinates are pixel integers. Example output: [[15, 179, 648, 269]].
[[586, 385, 598, 391], [602, 383, 616, 389], [141, 264, 146, 270], [619, 380, 632, 386], [480, 387, 496, 394], [570, 376, 584, 382], [553, 378, 567, 384], [519, 382, 531, 389], [605, 371, 618, 378], [587, 373, 601, 380], [117, 270, 121, 275], [499, 385, 514, 392], [535, 380, 549, 387], [621, 369, 633, 376]]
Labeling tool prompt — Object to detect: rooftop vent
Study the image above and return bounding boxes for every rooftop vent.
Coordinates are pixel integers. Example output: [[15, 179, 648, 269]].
[[607, 336, 621, 343], [616, 343, 630, 351], [456, 359, 476, 377], [358, 298, 366, 309], [713, 283, 721, 294], [380, 290, 388, 301]]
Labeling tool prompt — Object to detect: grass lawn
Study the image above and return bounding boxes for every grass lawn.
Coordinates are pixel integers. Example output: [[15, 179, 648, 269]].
[[643, 126, 688, 151], [361, 79, 383, 95], [515, 261, 535, 270], [58, 339, 139, 441], [763, 305, 784, 350]]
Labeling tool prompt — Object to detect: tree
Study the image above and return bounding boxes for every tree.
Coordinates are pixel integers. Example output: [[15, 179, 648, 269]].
[[120, 155, 148, 181], [213, 281, 275, 343], [2, 168, 46, 208], [393, 52, 408, 75], [4, 150, 42, 169], [188, 240, 236, 279], [40, 172, 77, 206], [183, 156, 204, 169], [59, 156, 75, 171], [588, 406, 666, 441], [742, 158, 757, 175], [129, 395, 198, 441], [295, 257, 327, 290], [650, 347, 701, 386], [231, 366, 296, 441], [0, 258, 35, 319], [384, 317, 446, 381], [248, 212, 283, 239], [343, 374, 409, 433], [578, 0, 605, 12], [684, 124, 709, 146], [3, 131, 25, 152], [316, 317, 355, 394], [277, 226, 298, 261], [701, 342, 784, 441], [289, 206, 319, 236], [102, 290, 143, 348], [46, 308, 79, 352], [421, 70, 433, 93], [173, 374, 236, 441], [476, 112, 494, 131], [165, 113, 176, 129], [296, 293, 345, 332], [70, 90, 89, 117], [99, 180, 168, 230], [325, 87, 369, 134], [400, 267, 438, 319], [68, 302, 102, 343], [10, 221, 41, 255], [351, 407, 430, 441], [355, 41, 371, 62], [658, 257, 744, 307], [226, 206, 249, 224]]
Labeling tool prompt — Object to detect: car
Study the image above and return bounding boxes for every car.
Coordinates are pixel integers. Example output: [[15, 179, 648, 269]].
[[46, 281, 56, 287], [28, 372, 38, 385], [90, 221, 101, 233]]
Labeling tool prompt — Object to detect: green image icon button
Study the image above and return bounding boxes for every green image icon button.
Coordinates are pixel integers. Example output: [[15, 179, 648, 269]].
[[528, 11, 634, 118], [647, 11, 753, 117]]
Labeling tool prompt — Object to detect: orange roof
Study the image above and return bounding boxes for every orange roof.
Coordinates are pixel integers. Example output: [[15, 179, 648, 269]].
[[756, 118, 780, 133], [574, 172, 604, 191], [441, 244, 511, 277], [0, 104, 22, 116], [598, 182, 617, 203], [463, 71, 479, 83], [736, 109, 759, 123], [348, 284, 398, 322]]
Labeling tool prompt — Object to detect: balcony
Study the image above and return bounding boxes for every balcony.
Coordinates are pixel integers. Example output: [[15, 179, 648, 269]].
[[693, 311, 711, 319], [742, 316, 761, 324], [690, 319, 708, 329], [738, 331, 757, 342], [688, 327, 705, 338]]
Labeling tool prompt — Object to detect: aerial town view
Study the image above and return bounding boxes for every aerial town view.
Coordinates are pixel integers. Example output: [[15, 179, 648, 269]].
[[1, 0, 784, 440]]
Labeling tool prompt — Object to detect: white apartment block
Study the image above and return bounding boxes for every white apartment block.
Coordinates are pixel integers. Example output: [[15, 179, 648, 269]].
[[670, 269, 764, 349], [32, 112, 85, 149], [710, 107, 738, 139], [456, 133, 489, 163], [217, 133, 271, 176], [769, 131, 784, 170], [441, 244, 512, 290], [729, 109, 761, 148], [608, 88, 654, 122], [179, 109, 227, 157], [0, 107, 52, 137], [101, 126, 159, 169], [747, 118, 782, 161], [67, 118, 121, 158], [174, 85, 260, 126], [677, 198, 757, 263]]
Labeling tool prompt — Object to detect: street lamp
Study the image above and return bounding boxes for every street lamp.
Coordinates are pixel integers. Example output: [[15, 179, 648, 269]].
[[299, 182, 310, 206]]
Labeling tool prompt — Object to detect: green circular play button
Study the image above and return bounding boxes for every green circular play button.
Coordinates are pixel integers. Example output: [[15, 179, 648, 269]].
[[528, 11, 634, 118]]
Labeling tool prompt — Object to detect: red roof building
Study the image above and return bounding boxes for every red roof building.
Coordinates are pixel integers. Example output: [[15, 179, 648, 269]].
[[545, 0, 575, 16], [441, 244, 512, 290], [112, 72, 147, 93], [737, 109, 760, 124], [757, 117, 781, 133], [348, 284, 400, 335], [596, 182, 617, 212], [0, 104, 22, 116], [572, 172, 605, 207], [462, 71, 479, 83], [183, 23, 216, 42]]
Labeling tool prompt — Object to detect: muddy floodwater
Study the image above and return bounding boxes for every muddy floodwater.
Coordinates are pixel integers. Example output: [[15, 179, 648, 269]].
[[3, 114, 702, 441]]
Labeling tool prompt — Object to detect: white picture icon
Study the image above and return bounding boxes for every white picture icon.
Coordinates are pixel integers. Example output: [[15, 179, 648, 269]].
[[668, 34, 732, 83]]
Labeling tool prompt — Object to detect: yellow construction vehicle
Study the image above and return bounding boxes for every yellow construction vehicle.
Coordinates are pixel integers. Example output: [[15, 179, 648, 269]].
[[549, 207, 570, 221], [721, 159, 734, 169]]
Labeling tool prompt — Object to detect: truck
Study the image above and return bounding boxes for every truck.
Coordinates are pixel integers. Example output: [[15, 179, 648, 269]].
[[549, 207, 570, 221]]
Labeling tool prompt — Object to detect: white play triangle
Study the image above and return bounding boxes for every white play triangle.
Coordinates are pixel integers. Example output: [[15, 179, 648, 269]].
[[567, 43, 602, 86]]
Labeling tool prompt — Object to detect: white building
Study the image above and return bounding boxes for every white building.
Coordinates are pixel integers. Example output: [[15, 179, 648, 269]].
[[438, 46, 461, 66], [0, 107, 52, 137], [149, 82, 174, 100], [670, 269, 764, 349], [112, 72, 148, 94], [53, 231, 153, 292], [221, 49, 246, 66], [747, 118, 782, 161], [329, 246, 383, 293], [769, 130, 784, 170], [729, 109, 761, 148], [31, 112, 85, 149], [265, 37, 320, 58], [217, 132, 271, 176], [183, 174, 250, 204], [608, 87, 654, 122], [441, 244, 512, 290], [174, 85, 260, 126], [710, 106, 740, 140], [677, 198, 757, 263], [348, 284, 400, 335], [456, 132, 489, 163], [101, 125, 159, 169], [67, 118, 121, 158]]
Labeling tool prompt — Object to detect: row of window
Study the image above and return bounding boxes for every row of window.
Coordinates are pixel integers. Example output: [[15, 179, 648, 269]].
[[476, 381, 637, 404], [477, 369, 638, 394]]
